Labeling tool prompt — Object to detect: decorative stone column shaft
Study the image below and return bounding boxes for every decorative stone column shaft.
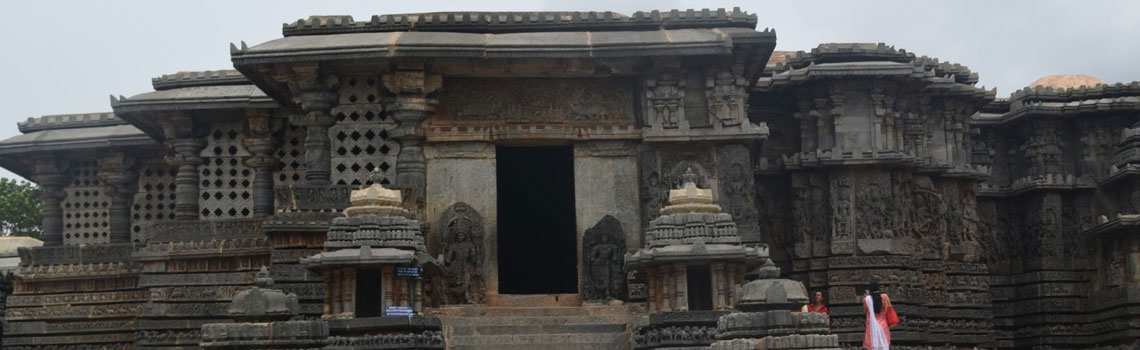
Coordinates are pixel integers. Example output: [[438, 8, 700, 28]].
[[98, 153, 137, 244], [245, 111, 279, 217], [383, 66, 441, 216], [282, 63, 340, 187], [163, 114, 204, 221], [33, 159, 69, 246]]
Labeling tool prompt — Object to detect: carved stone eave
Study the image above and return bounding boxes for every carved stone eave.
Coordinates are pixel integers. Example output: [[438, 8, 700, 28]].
[[980, 97, 1140, 126], [133, 237, 271, 262], [300, 246, 416, 268], [15, 262, 143, 281], [977, 173, 1097, 197], [641, 122, 769, 143], [625, 243, 767, 268], [1098, 166, 1140, 187], [1082, 214, 1140, 239]]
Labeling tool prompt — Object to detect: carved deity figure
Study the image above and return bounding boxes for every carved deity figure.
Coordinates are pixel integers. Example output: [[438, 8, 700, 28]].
[[582, 216, 627, 301], [439, 202, 485, 304]]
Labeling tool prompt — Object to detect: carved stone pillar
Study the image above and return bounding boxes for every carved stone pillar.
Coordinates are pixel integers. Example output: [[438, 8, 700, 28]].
[[98, 153, 137, 244], [674, 263, 688, 311], [646, 267, 658, 313], [383, 65, 441, 216], [382, 266, 395, 312], [286, 64, 339, 186], [711, 263, 725, 310], [414, 276, 423, 313], [342, 267, 355, 318], [33, 158, 69, 246], [323, 272, 334, 317], [164, 114, 204, 220], [244, 111, 279, 217]]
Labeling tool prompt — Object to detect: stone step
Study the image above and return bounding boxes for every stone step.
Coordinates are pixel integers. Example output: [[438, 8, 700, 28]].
[[431, 305, 642, 318], [451, 342, 629, 350], [442, 315, 636, 326], [451, 323, 628, 336], [450, 332, 630, 347]]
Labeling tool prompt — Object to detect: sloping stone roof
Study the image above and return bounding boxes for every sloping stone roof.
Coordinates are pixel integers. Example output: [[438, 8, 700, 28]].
[[17, 112, 126, 133], [282, 8, 759, 36], [151, 70, 251, 91]]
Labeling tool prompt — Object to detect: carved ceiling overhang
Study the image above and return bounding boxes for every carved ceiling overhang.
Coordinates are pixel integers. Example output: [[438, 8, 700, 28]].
[[1082, 213, 1140, 239], [111, 70, 281, 143], [233, 25, 776, 108]]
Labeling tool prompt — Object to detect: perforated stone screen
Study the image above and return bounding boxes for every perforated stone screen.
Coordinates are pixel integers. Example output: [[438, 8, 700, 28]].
[[62, 161, 110, 245], [198, 122, 254, 220], [275, 123, 305, 186], [330, 76, 399, 187], [132, 164, 177, 242]]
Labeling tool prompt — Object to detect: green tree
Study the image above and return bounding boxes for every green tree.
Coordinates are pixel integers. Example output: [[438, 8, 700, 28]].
[[0, 178, 42, 239]]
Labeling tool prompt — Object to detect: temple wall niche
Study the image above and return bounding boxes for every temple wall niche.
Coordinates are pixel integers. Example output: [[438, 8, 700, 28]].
[[424, 142, 498, 294], [836, 86, 873, 151]]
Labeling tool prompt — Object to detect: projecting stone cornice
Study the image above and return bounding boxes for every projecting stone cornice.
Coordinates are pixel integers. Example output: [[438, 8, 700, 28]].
[[231, 27, 772, 66], [281, 8, 760, 36]]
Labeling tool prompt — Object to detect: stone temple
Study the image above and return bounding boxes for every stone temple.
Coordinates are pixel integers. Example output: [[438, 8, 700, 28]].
[[0, 8, 1138, 350]]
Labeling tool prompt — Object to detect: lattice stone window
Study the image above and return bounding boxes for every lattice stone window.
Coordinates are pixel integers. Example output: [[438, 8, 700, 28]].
[[330, 76, 399, 186], [199, 122, 254, 220], [62, 161, 110, 245], [132, 164, 177, 242], [275, 123, 306, 186]]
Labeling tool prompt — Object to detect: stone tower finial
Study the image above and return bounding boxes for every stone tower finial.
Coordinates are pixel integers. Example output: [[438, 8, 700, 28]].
[[344, 182, 409, 218], [682, 167, 699, 186], [659, 168, 721, 215], [255, 265, 273, 288]]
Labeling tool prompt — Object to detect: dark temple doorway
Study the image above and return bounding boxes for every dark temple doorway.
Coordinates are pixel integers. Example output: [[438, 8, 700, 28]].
[[497, 146, 578, 294], [356, 269, 382, 317]]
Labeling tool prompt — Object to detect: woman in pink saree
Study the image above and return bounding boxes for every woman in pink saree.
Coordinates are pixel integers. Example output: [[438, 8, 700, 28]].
[[863, 281, 892, 349]]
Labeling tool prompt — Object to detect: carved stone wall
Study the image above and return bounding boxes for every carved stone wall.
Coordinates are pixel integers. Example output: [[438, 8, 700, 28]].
[[436, 78, 635, 123], [639, 143, 761, 243]]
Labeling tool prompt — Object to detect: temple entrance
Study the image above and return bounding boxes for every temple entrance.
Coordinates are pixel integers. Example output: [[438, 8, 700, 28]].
[[355, 269, 382, 317], [496, 146, 578, 294]]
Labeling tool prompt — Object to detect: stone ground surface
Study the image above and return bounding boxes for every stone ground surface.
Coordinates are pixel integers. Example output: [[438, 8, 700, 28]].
[[431, 304, 642, 350]]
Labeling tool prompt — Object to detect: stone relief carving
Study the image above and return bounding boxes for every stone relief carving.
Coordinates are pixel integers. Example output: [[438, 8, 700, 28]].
[[439, 202, 485, 304], [582, 216, 626, 301], [436, 78, 635, 122], [646, 72, 686, 129]]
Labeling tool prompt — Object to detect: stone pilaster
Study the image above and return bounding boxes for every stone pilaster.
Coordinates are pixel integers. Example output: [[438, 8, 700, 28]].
[[287, 64, 339, 186], [98, 153, 137, 244], [383, 65, 441, 217], [244, 111, 279, 217], [32, 158, 69, 246], [164, 114, 204, 221]]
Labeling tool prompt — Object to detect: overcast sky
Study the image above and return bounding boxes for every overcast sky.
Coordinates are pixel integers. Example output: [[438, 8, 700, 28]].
[[1, 0, 1138, 180]]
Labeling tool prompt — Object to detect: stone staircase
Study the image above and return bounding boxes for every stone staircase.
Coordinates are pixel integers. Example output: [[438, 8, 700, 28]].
[[431, 304, 643, 350]]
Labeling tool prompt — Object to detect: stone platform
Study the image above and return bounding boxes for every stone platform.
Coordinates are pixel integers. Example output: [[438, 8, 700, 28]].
[[430, 304, 644, 350]]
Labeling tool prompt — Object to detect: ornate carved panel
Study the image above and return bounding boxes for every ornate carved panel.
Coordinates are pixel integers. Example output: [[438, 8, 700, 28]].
[[436, 78, 635, 123], [439, 202, 485, 304], [62, 161, 110, 245], [582, 215, 626, 301], [131, 165, 177, 243], [198, 122, 253, 219]]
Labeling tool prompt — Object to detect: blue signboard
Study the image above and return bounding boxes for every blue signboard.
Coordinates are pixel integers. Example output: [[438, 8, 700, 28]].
[[396, 266, 421, 277], [386, 306, 414, 317]]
